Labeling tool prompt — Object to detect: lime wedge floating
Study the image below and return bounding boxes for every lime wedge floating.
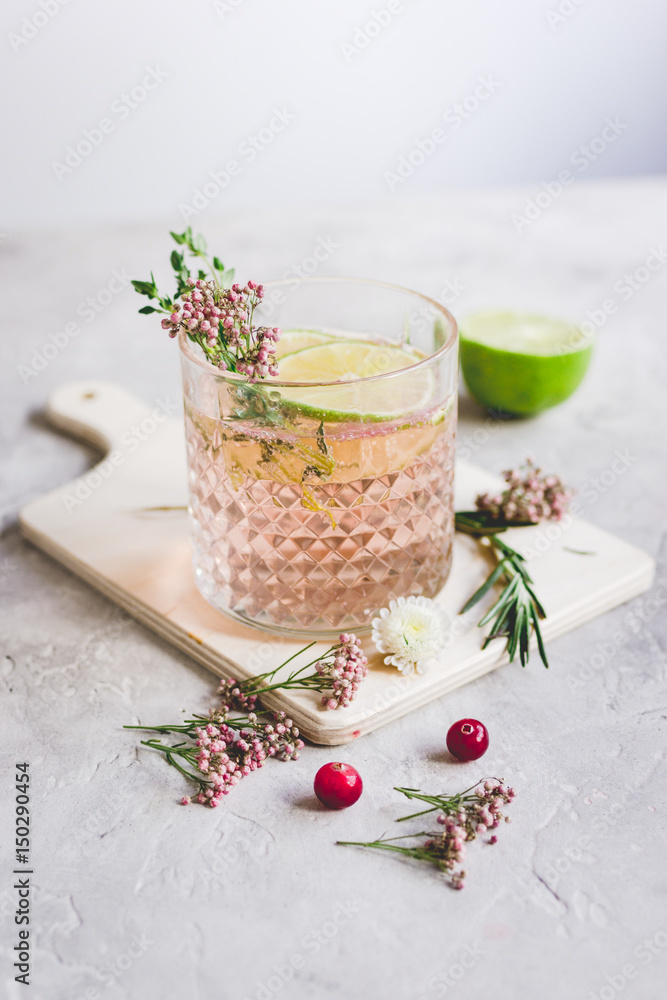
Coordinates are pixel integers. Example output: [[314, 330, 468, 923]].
[[274, 329, 336, 359], [459, 311, 594, 417], [275, 340, 433, 420]]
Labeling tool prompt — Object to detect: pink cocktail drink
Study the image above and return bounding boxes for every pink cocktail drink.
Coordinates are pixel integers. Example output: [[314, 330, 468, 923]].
[[185, 399, 455, 632]]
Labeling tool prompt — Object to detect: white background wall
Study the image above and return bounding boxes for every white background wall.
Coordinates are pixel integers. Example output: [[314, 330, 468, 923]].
[[3, 0, 666, 232]]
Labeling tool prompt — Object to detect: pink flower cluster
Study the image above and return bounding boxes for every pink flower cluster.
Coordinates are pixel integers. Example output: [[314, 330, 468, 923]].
[[190, 712, 305, 808], [430, 780, 516, 888], [475, 459, 570, 524], [161, 277, 280, 380], [218, 678, 259, 714], [316, 633, 369, 710]]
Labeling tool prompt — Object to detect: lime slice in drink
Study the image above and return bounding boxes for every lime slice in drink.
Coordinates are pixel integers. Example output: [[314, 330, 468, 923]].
[[274, 329, 336, 359], [275, 340, 434, 420], [459, 311, 594, 416]]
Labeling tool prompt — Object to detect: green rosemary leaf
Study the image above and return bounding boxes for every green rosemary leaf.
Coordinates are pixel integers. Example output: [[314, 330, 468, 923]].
[[519, 607, 530, 666], [513, 604, 527, 662], [524, 580, 546, 619], [459, 560, 508, 614], [477, 573, 518, 627], [530, 605, 549, 668], [490, 535, 528, 569]]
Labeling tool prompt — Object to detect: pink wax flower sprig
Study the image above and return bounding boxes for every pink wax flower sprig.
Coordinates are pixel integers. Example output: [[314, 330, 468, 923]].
[[338, 779, 516, 889], [219, 633, 369, 711], [131, 227, 281, 380], [474, 458, 571, 527], [131, 710, 305, 808], [124, 635, 368, 806]]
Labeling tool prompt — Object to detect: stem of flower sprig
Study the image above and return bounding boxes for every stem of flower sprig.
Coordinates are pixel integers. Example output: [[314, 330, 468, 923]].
[[139, 738, 208, 789], [240, 641, 318, 689], [393, 781, 498, 822], [124, 711, 268, 737], [219, 634, 368, 712], [336, 835, 436, 857]]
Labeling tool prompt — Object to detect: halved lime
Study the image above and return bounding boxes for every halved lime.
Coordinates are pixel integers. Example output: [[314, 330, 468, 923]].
[[460, 311, 594, 416], [274, 329, 336, 359], [275, 340, 433, 421]]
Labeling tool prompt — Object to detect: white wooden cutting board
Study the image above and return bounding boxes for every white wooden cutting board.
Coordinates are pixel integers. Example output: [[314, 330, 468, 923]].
[[19, 381, 655, 745]]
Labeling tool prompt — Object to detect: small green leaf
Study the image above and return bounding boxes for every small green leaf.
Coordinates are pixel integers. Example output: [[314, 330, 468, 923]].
[[170, 230, 186, 245], [212, 256, 225, 272], [138, 305, 158, 314], [193, 233, 207, 253], [131, 279, 157, 297], [170, 250, 184, 271]]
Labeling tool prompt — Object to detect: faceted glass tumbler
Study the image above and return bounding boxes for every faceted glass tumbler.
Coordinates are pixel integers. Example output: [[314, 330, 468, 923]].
[[180, 277, 458, 638]]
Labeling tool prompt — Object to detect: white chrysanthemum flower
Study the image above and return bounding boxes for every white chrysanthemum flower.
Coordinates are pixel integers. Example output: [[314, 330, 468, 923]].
[[371, 596, 450, 675]]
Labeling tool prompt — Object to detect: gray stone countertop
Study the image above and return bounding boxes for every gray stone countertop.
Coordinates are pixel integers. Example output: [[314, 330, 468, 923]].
[[1, 177, 666, 1000]]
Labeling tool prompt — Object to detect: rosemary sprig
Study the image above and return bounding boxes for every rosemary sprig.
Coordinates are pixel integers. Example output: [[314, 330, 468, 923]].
[[336, 833, 442, 864], [455, 510, 548, 668]]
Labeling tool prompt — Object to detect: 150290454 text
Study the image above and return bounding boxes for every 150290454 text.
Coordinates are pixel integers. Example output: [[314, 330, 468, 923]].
[[14, 762, 32, 986]]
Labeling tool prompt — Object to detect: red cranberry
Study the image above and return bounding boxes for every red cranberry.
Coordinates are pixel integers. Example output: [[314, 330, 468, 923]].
[[447, 719, 489, 761], [314, 762, 363, 809]]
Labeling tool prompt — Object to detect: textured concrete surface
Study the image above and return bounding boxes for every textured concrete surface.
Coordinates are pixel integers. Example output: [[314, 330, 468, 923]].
[[2, 178, 667, 1000]]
